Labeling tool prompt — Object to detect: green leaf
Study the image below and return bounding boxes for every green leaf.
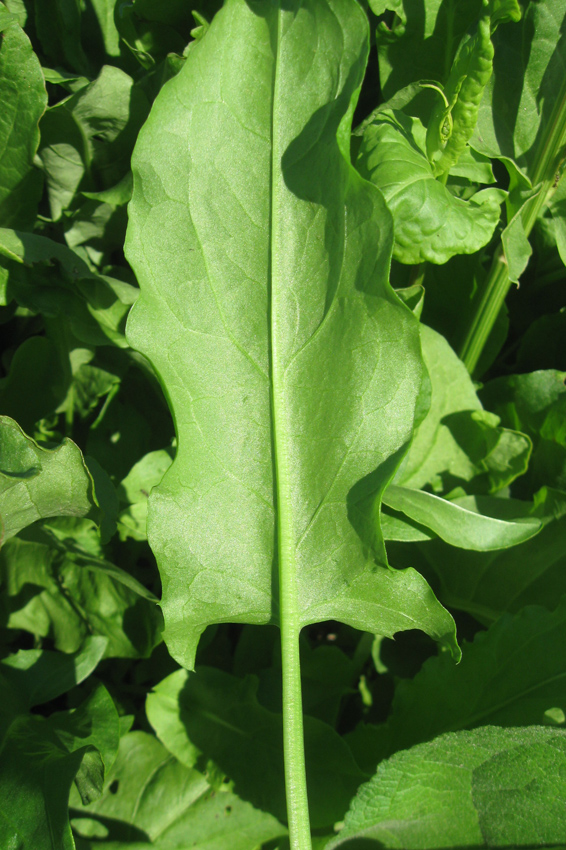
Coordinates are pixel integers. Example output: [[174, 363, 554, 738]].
[[501, 185, 540, 282], [0, 416, 99, 544], [146, 666, 366, 829], [489, 0, 522, 27], [472, 0, 566, 178], [47, 684, 120, 804], [412, 490, 566, 621], [356, 109, 504, 265], [348, 600, 566, 770], [69, 730, 287, 849], [34, 0, 90, 75], [117, 447, 174, 541], [480, 369, 566, 495], [125, 0, 458, 670], [383, 485, 540, 550], [37, 103, 87, 221], [0, 685, 119, 850], [58, 65, 150, 192], [376, 0, 485, 102], [0, 2, 47, 227], [329, 726, 566, 849], [547, 173, 566, 267], [0, 227, 137, 347], [0, 635, 107, 714], [0, 525, 162, 657], [396, 324, 532, 495], [0, 336, 65, 432]]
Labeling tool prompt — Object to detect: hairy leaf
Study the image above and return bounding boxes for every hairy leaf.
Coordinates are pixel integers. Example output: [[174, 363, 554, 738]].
[[330, 726, 566, 849]]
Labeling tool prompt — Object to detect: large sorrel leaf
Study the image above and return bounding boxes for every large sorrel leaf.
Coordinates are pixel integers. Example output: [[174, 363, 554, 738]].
[[126, 0, 457, 668]]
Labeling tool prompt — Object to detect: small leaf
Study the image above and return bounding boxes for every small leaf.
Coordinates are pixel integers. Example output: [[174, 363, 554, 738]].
[[0, 416, 100, 544], [356, 109, 504, 265]]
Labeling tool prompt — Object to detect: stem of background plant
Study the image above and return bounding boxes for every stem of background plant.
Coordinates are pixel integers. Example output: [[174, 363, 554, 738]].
[[459, 79, 566, 375]]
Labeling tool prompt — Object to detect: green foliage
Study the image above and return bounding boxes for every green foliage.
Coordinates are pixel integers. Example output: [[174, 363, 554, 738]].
[[330, 726, 566, 849], [0, 0, 565, 848]]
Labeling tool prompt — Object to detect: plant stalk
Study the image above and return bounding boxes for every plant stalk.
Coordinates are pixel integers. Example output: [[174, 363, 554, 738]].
[[280, 615, 312, 850], [459, 74, 566, 374]]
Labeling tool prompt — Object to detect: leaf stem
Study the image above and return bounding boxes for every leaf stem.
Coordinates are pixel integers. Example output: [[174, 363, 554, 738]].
[[459, 75, 566, 375], [280, 614, 312, 850]]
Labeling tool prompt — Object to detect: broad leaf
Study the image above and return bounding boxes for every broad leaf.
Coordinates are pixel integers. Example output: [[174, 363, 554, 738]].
[[0, 2, 46, 228], [0, 416, 99, 544], [125, 0, 458, 669], [347, 600, 566, 771], [146, 666, 365, 829], [330, 726, 566, 849], [356, 110, 504, 265], [69, 731, 286, 850]]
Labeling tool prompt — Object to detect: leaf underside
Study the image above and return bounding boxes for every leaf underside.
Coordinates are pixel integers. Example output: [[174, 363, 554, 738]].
[[126, 0, 458, 667]]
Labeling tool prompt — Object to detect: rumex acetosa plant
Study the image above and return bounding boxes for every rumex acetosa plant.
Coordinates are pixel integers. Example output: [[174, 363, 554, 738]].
[[0, 0, 565, 848]]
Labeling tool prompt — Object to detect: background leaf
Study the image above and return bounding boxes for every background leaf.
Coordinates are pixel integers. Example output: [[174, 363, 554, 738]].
[[330, 726, 566, 849], [357, 109, 504, 265], [0, 2, 46, 228], [146, 666, 366, 829], [69, 730, 286, 850], [0, 416, 99, 544], [347, 600, 566, 771]]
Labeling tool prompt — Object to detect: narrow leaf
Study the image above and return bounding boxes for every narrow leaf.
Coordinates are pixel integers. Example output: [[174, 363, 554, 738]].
[[382, 484, 540, 550]]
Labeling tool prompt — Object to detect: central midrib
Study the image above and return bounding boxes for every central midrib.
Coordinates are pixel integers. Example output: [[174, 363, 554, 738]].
[[267, 7, 313, 848], [268, 8, 297, 636]]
